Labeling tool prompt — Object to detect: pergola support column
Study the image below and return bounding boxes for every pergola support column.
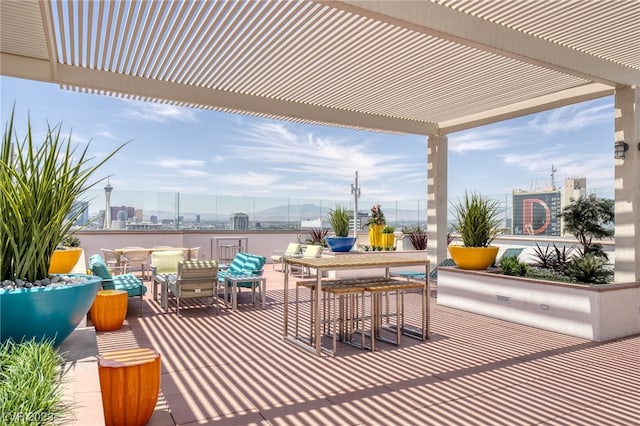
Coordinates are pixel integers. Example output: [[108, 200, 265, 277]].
[[427, 135, 448, 273], [614, 86, 640, 283]]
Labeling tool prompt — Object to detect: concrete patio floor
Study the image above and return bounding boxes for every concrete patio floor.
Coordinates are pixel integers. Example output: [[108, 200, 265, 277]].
[[83, 267, 639, 425]]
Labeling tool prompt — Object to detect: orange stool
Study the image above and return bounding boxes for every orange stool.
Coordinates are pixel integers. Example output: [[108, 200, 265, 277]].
[[98, 348, 161, 426], [90, 289, 128, 331]]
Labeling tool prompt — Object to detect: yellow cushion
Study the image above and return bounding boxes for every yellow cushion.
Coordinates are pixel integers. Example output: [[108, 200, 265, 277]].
[[151, 250, 184, 274]]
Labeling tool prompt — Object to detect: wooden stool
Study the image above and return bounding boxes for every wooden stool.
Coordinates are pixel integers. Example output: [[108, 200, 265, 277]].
[[364, 280, 426, 352], [90, 289, 128, 331], [323, 284, 365, 355], [98, 348, 161, 426]]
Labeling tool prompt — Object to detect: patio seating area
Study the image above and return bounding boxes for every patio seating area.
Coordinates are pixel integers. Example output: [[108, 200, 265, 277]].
[[76, 266, 640, 425]]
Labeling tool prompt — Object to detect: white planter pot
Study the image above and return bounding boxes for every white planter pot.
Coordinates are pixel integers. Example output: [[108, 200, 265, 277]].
[[437, 267, 640, 342]]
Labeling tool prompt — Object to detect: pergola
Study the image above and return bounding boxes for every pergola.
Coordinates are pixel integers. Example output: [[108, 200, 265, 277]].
[[1, 0, 638, 282]]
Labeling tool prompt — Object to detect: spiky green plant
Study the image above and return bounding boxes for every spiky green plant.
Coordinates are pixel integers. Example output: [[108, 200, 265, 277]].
[[1, 108, 125, 282], [327, 205, 351, 237], [451, 192, 503, 247], [0, 338, 72, 424]]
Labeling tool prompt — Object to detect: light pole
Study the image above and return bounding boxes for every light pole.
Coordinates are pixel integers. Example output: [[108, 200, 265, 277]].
[[350, 171, 361, 237]]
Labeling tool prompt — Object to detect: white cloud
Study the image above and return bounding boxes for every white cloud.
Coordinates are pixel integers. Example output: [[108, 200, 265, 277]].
[[218, 171, 282, 187], [154, 158, 206, 169], [124, 101, 197, 122], [528, 102, 612, 135], [449, 125, 520, 154], [234, 122, 411, 180], [501, 147, 613, 190]]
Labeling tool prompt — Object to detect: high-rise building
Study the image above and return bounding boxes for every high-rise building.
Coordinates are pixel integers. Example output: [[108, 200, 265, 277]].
[[512, 189, 561, 236], [135, 209, 143, 223], [561, 177, 587, 234], [117, 210, 128, 229], [150, 215, 158, 224], [104, 181, 113, 229], [230, 212, 249, 230], [110, 206, 135, 222], [562, 177, 587, 205], [70, 201, 89, 226]]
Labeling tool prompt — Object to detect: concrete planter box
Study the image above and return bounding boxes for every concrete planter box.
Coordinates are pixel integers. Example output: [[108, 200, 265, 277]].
[[437, 267, 640, 342]]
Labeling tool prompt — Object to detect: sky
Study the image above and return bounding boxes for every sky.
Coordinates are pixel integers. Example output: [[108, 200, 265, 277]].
[[1, 75, 615, 209]]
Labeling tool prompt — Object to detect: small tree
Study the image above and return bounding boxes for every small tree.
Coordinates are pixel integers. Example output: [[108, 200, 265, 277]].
[[561, 194, 614, 258]]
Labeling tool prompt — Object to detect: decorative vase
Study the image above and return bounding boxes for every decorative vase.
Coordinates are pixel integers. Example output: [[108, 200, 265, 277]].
[[0, 274, 101, 346], [368, 224, 383, 247], [448, 246, 499, 270], [49, 247, 84, 274], [381, 233, 394, 248], [326, 236, 356, 252]]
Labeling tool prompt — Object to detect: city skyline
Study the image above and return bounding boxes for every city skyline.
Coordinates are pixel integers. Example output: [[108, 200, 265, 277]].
[[2, 76, 615, 203]]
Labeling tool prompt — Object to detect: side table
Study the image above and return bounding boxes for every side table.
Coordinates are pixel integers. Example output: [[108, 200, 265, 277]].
[[154, 273, 176, 311], [98, 347, 161, 426], [224, 274, 266, 311], [90, 289, 128, 331]]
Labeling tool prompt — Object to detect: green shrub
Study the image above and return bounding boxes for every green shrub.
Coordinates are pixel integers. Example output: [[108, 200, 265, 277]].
[[0, 338, 71, 425], [566, 254, 614, 284], [499, 256, 528, 276], [525, 267, 577, 283]]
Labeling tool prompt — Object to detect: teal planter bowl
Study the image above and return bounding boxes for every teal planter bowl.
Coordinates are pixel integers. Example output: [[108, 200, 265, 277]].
[[0, 275, 101, 346], [326, 236, 357, 252]]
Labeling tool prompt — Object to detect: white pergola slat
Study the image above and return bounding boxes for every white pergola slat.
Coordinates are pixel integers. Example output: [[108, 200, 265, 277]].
[[2, 0, 638, 134], [1, 0, 638, 282]]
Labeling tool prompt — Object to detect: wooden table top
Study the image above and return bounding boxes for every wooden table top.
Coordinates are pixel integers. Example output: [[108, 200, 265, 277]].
[[284, 253, 429, 269]]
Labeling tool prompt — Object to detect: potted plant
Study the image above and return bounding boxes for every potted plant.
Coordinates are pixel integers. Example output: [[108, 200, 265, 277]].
[[449, 191, 502, 269], [306, 228, 328, 247], [368, 204, 386, 248], [407, 226, 428, 250], [49, 235, 84, 274], [0, 108, 124, 346], [381, 226, 395, 249], [325, 205, 356, 252]]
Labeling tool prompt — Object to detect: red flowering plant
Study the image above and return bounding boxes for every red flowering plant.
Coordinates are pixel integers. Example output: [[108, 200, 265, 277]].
[[368, 204, 386, 226]]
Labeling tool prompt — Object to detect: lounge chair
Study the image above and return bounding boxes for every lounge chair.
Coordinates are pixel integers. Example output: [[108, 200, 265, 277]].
[[168, 260, 218, 315], [390, 258, 457, 283], [289, 245, 324, 278], [271, 243, 301, 271], [150, 250, 185, 302], [218, 252, 267, 308], [89, 254, 147, 314], [498, 248, 525, 263]]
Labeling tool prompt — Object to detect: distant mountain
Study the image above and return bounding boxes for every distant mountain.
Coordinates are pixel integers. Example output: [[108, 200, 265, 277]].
[[91, 202, 426, 223]]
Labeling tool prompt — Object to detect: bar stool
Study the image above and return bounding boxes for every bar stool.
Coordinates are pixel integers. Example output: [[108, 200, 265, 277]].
[[323, 283, 366, 355], [364, 280, 426, 352], [296, 279, 366, 353]]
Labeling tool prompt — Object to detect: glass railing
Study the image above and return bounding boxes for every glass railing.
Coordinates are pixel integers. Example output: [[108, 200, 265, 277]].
[[74, 187, 614, 232]]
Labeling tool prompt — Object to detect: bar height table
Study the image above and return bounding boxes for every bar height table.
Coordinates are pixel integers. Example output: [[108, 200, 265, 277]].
[[283, 253, 430, 357], [210, 237, 249, 264]]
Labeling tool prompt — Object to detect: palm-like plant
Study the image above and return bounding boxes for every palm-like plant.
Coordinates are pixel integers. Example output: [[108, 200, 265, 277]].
[[451, 192, 502, 247], [1, 108, 124, 282], [561, 194, 614, 258]]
